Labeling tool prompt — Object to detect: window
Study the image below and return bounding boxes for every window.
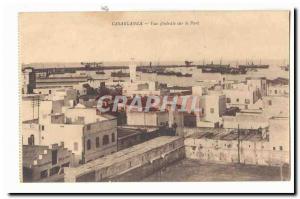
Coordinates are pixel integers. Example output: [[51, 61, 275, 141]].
[[40, 170, 48, 179], [275, 90, 278, 94], [236, 98, 239, 102], [210, 108, 214, 114], [112, 133, 115, 143], [226, 98, 231, 103], [87, 139, 91, 150], [28, 134, 35, 146], [96, 137, 100, 148], [73, 142, 78, 151], [49, 90, 52, 94], [86, 124, 91, 130], [52, 150, 58, 165], [268, 100, 272, 106], [103, 135, 109, 145], [41, 125, 44, 131], [279, 146, 283, 151], [273, 147, 276, 150]]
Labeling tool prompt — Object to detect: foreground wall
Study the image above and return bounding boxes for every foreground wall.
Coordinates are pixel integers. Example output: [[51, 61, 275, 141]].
[[65, 136, 184, 182], [106, 147, 185, 182]]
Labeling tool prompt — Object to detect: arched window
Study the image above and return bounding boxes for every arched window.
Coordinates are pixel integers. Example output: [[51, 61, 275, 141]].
[[103, 135, 109, 145], [28, 134, 35, 146], [87, 139, 91, 150]]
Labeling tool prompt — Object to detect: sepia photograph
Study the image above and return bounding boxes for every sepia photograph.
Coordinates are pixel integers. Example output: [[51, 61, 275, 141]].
[[19, 10, 292, 184]]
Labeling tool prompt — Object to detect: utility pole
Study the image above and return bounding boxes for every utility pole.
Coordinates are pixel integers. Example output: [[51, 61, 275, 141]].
[[31, 97, 35, 119], [37, 95, 40, 123], [237, 124, 240, 164]]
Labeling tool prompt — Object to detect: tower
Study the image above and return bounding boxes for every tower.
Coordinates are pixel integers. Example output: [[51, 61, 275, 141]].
[[23, 67, 36, 94], [129, 58, 136, 83]]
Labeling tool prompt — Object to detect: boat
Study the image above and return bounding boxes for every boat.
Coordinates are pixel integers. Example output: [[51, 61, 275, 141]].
[[184, 60, 194, 67], [202, 66, 247, 74], [156, 70, 192, 77], [111, 70, 130, 77], [96, 71, 105, 74], [197, 61, 230, 69], [177, 73, 192, 77], [238, 62, 269, 69], [280, 65, 289, 71]]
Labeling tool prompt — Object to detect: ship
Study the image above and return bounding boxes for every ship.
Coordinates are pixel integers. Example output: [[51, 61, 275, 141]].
[[111, 70, 130, 77], [138, 68, 157, 73], [197, 61, 230, 69], [157, 71, 192, 77], [95, 71, 105, 74], [199, 61, 247, 74], [184, 60, 194, 67], [201, 67, 247, 74], [280, 64, 289, 71], [157, 71, 176, 76], [238, 62, 269, 69], [176, 73, 192, 77]]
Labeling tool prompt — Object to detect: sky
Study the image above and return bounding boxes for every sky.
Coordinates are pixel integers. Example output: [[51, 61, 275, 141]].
[[19, 11, 290, 64]]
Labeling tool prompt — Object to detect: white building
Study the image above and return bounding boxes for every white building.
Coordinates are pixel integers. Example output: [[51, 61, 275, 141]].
[[22, 107, 118, 165], [223, 86, 262, 110], [197, 93, 226, 128], [223, 113, 269, 131], [246, 77, 267, 97], [263, 96, 289, 118], [22, 95, 53, 122], [192, 85, 208, 96], [268, 85, 289, 96], [268, 117, 289, 156], [126, 111, 169, 126]]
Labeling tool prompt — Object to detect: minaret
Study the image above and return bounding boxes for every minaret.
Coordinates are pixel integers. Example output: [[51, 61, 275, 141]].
[[129, 58, 136, 83]]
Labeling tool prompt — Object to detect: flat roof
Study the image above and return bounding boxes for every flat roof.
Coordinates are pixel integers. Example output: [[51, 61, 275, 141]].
[[22, 119, 39, 124], [189, 129, 264, 141], [66, 136, 182, 176], [117, 126, 159, 138]]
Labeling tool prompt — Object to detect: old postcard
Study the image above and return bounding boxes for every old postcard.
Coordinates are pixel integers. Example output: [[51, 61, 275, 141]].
[[19, 11, 292, 185]]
